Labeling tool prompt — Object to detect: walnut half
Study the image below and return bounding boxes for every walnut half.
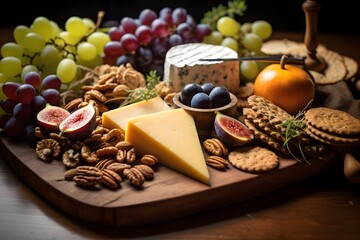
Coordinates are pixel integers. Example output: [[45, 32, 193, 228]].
[[36, 139, 61, 161]]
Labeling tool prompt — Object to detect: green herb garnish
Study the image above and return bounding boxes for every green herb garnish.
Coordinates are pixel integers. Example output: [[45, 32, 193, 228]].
[[278, 101, 313, 164], [120, 70, 162, 107], [201, 0, 247, 30]]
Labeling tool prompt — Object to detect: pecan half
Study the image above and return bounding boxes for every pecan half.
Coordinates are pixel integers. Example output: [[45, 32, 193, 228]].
[[134, 164, 155, 180], [74, 166, 103, 187], [203, 138, 228, 156], [101, 169, 122, 190], [140, 154, 158, 166], [123, 168, 145, 187], [206, 155, 229, 171]]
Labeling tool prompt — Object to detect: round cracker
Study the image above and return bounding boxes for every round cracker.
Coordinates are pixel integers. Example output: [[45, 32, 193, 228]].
[[306, 122, 359, 144], [229, 146, 279, 173], [343, 55, 359, 80], [305, 107, 360, 136]]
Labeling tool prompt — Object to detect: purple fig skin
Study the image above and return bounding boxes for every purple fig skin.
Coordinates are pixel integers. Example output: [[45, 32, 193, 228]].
[[36, 105, 70, 134], [59, 103, 96, 140], [214, 112, 254, 148]]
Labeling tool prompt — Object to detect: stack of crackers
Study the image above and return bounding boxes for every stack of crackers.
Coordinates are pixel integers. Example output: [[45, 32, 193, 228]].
[[304, 107, 360, 147], [261, 39, 359, 85]]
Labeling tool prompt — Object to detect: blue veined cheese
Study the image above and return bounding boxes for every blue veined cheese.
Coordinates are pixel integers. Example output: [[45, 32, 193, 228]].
[[163, 43, 240, 94]]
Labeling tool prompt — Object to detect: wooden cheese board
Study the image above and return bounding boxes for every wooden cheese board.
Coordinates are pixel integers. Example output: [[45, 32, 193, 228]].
[[0, 134, 335, 226]]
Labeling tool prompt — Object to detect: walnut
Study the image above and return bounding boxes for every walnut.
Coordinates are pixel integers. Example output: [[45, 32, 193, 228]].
[[62, 149, 80, 168], [123, 168, 145, 187], [140, 154, 158, 166], [49, 133, 71, 150], [74, 166, 103, 187], [134, 164, 154, 180], [206, 155, 229, 171], [203, 138, 228, 156], [36, 139, 61, 161], [34, 126, 46, 140], [81, 146, 99, 164], [101, 169, 122, 190]]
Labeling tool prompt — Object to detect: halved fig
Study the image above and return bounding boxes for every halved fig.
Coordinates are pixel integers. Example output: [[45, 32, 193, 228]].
[[214, 111, 254, 148], [59, 102, 96, 140], [37, 104, 70, 134]]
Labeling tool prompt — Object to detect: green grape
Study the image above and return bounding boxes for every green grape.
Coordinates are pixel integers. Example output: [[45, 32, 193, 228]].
[[21, 49, 34, 66], [41, 64, 58, 78], [221, 37, 239, 52], [40, 45, 60, 66], [13, 25, 31, 46], [76, 54, 102, 69], [252, 20, 272, 40], [50, 21, 62, 36], [21, 65, 38, 81], [87, 32, 110, 55], [216, 16, 240, 37], [65, 16, 88, 38], [0, 73, 8, 83], [240, 60, 259, 82], [56, 58, 77, 83], [31, 16, 56, 41], [203, 31, 224, 45], [251, 50, 270, 71], [59, 31, 80, 45], [0, 57, 22, 77], [241, 33, 263, 52], [1, 42, 24, 59], [23, 32, 46, 53], [77, 42, 97, 61], [240, 22, 252, 33], [83, 18, 96, 34]]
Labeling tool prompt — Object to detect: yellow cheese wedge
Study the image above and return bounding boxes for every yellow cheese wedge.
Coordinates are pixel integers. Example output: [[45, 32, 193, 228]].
[[102, 97, 171, 132], [125, 108, 210, 185]]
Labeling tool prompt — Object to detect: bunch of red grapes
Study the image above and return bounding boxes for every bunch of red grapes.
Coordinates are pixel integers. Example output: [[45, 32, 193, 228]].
[[0, 71, 61, 144], [103, 7, 211, 78]]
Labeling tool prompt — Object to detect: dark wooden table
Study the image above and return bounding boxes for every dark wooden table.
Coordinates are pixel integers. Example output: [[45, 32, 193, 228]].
[[1, 31, 360, 239]]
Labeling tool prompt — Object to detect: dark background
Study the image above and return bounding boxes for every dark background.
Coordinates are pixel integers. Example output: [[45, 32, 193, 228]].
[[0, 0, 358, 35]]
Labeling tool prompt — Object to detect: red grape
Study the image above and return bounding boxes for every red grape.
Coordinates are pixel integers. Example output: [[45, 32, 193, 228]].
[[139, 9, 157, 26], [151, 19, 170, 38], [172, 8, 187, 26], [4, 115, 25, 137], [2, 82, 20, 101], [135, 25, 154, 45], [42, 88, 60, 105], [0, 99, 17, 114], [120, 17, 137, 34], [120, 33, 139, 53], [42, 74, 61, 90], [23, 71, 41, 89], [31, 95, 46, 112], [108, 26, 125, 41], [16, 83, 36, 104], [104, 41, 125, 58], [13, 102, 33, 120]]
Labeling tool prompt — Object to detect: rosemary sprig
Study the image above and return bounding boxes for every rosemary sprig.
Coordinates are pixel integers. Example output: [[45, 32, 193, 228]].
[[201, 0, 247, 30], [279, 101, 313, 164], [120, 70, 161, 107]]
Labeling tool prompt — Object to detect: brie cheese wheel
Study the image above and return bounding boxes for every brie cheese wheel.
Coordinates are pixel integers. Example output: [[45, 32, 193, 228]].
[[163, 43, 240, 93]]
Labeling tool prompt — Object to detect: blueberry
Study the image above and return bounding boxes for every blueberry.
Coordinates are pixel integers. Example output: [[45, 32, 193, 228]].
[[201, 82, 215, 95], [190, 92, 212, 109], [208, 86, 231, 108], [180, 83, 203, 106]]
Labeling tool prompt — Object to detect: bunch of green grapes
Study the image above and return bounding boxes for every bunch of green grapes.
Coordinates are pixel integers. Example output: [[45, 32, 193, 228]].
[[203, 17, 273, 83], [0, 14, 110, 86]]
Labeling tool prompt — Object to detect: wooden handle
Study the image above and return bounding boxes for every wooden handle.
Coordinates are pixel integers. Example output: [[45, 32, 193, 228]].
[[302, 0, 327, 72]]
